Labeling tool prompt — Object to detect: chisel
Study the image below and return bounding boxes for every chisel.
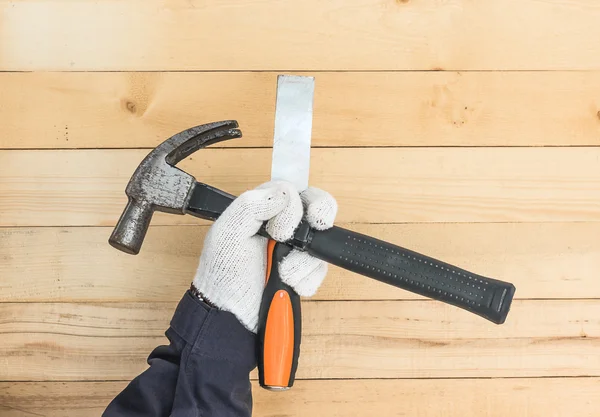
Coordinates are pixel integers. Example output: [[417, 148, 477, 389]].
[[257, 75, 315, 391]]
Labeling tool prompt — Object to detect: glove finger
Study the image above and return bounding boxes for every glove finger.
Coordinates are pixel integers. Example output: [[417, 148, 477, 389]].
[[260, 181, 303, 242], [279, 250, 328, 297], [300, 187, 338, 230], [215, 185, 290, 237]]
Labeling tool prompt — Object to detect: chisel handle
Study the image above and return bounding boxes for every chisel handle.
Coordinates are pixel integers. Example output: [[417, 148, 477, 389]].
[[257, 240, 302, 390]]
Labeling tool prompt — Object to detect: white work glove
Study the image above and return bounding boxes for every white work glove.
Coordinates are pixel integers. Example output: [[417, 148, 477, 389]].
[[192, 181, 338, 333]]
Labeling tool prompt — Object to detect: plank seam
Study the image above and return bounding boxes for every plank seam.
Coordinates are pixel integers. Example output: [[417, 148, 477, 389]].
[[2, 375, 598, 383], [3, 220, 600, 230], [0, 298, 598, 304], [4, 69, 600, 74], [4, 145, 600, 151]]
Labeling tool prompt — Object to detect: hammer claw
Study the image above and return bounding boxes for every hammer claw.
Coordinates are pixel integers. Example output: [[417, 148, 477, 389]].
[[165, 121, 242, 165]]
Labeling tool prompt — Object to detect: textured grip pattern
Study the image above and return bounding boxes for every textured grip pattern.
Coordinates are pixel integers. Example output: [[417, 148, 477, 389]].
[[307, 226, 515, 324]]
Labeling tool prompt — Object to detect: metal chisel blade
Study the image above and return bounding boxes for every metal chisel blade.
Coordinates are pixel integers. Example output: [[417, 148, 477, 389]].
[[271, 75, 315, 191]]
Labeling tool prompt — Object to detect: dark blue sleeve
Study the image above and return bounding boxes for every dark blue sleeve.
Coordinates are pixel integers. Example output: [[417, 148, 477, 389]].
[[103, 291, 257, 417]]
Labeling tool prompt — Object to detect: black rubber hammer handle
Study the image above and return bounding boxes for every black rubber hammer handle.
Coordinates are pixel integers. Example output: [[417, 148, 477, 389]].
[[187, 182, 516, 324], [307, 226, 515, 324]]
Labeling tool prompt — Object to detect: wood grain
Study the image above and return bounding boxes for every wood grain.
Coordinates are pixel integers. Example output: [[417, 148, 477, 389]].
[[2, 147, 599, 227], [2, 1, 600, 71], [0, 300, 597, 380], [2, 0, 599, 415], [2, 72, 600, 149], [2, 378, 599, 417], [1, 222, 598, 302]]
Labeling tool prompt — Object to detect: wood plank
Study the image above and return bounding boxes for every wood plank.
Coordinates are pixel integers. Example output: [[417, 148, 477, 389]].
[[2, 378, 599, 417], [2, 1, 600, 71], [1, 222, 598, 302], [0, 300, 597, 380], [2, 147, 599, 226], [3, 72, 600, 149]]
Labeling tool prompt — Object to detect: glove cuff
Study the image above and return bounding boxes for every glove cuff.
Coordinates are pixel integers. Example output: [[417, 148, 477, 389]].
[[190, 283, 217, 309]]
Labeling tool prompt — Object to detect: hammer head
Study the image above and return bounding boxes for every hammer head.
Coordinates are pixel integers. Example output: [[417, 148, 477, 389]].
[[109, 120, 242, 254]]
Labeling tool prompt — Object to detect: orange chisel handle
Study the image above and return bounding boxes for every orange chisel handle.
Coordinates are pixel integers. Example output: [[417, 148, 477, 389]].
[[257, 239, 302, 390]]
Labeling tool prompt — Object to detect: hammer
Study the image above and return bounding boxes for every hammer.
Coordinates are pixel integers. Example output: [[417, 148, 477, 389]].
[[110, 120, 515, 384], [110, 120, 515, 322]]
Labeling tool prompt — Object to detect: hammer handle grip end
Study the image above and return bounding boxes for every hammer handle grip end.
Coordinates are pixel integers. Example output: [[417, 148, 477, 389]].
[[307, 226, 515, 324]]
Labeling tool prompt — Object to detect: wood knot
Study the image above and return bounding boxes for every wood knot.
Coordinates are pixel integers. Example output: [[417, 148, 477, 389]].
[[597, 110, 600, 120], [396, 0, 409, 3], [125, 100, 137, 114]]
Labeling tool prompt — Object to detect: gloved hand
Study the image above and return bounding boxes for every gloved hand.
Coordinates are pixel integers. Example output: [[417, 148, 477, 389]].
[[192, 181, 337, 333]]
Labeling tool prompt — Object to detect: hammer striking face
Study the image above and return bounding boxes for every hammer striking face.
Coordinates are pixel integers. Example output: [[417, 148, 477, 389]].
[[108, 120, 242, 254]]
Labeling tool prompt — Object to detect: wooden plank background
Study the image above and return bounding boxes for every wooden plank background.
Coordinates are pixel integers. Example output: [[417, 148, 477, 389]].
[[1, 0, 599, 415], [2, 0, 600, 71], [2, 72, 600, 148]]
